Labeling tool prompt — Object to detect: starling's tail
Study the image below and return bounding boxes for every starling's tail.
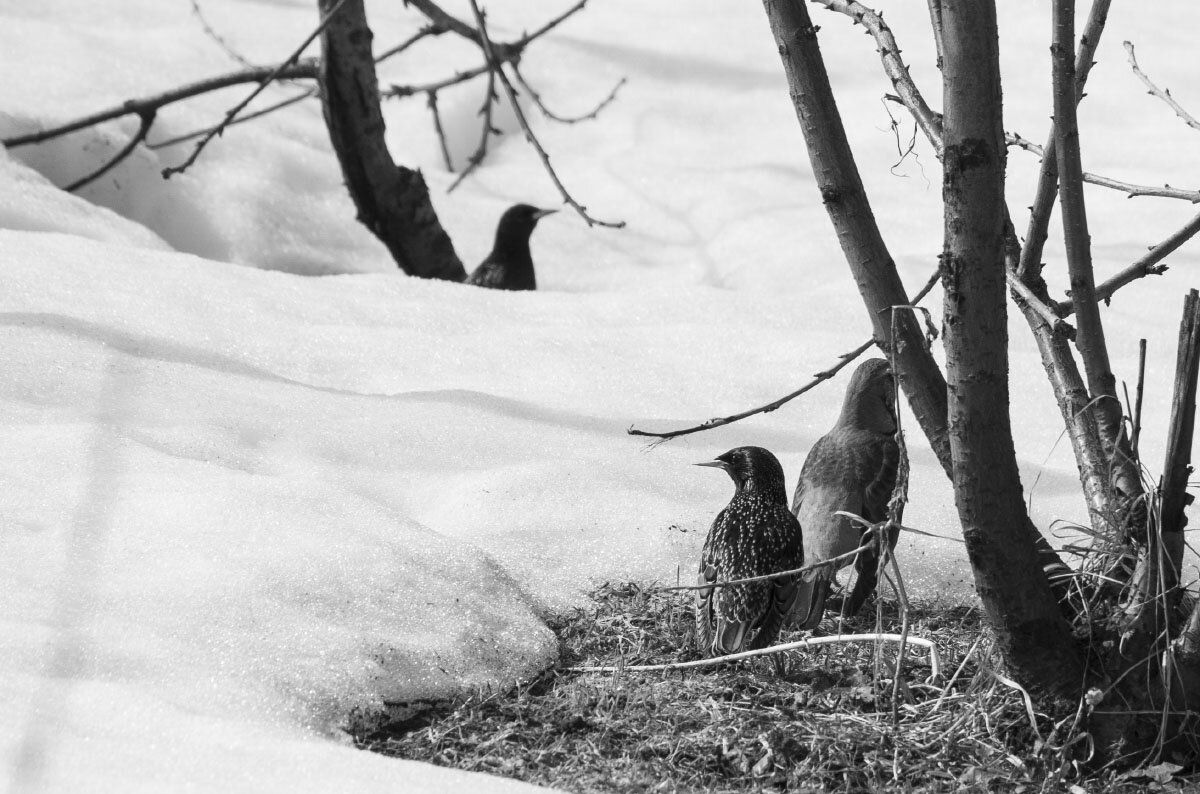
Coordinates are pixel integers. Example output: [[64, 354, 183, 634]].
[[790, 578, 830, 631]]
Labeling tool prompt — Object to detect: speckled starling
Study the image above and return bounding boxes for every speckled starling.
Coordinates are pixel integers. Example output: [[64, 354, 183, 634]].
[[695, 446, 805, 656], [465, 204, 557, 290], [790, 358, 904, 630]]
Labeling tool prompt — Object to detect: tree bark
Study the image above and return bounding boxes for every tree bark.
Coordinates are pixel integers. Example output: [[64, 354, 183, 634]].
[[318, 0, 466, 281], [762, 0, 951, 478], [940, 0, 1084, 695]]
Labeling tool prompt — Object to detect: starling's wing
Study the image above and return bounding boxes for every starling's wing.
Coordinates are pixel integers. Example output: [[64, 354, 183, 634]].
[[746, 574, 800, 650], [791, 433, 861, 576], [466, 259, 506, 288], [790, 431, 862, 629], [695, 560, 718, 655], [859, 431, 902, 526]]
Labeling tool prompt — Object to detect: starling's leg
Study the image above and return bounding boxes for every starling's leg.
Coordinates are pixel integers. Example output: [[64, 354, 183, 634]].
[[844, 549, 881, 617]]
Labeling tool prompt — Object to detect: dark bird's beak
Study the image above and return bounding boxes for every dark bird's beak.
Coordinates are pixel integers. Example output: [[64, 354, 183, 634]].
[[532, 208, 558, 221], [694, 459, 729, 471]]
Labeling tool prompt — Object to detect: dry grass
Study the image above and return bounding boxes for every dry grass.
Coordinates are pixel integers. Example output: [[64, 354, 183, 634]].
[[357, 582, 1194, 793]]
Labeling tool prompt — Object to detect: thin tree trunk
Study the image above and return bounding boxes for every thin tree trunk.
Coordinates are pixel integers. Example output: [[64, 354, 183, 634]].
[[940, 0, 1084, 694], [318, 0, 466, 280], [1051, 0, 1143, 540], [761, 0, 951, 478]]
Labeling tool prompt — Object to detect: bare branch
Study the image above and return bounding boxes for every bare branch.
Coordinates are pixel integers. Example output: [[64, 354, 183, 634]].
[[629, 339, 874, 443], [925, 0, 945, 70], [1056, 210, 1200, 316], [147, 89, 315, 150], [403, 0, 482, 45], [426, 91, 454, 172], [1015, 0, 1113, 284], [64, 110, 155, 192], [1124, 40, 1200, 133], [1005, 270, 1076, 339], [447, 65, 499, 192], [375, 24, 441, 64], [1007, 132, 1200, 202], [465, 0, 624, 228], [812, 0, 944, 155], [511, 63, 627, 125], [384, 64, 492, 99], [628, 270, 941, 442], [146, 26, 433, 152], [162, 0, 349, 178], [0, 62, 318, 149]]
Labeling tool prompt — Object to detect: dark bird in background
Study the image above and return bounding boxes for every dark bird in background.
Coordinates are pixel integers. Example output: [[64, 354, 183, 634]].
[[790, 357, 904, 630], [466, 204, 557, 290], [695, 446, 804, 656]]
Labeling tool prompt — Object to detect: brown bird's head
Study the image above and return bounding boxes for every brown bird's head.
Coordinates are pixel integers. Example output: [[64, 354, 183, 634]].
[[696, 446, 788, 502], [839, 357, 897, 433]]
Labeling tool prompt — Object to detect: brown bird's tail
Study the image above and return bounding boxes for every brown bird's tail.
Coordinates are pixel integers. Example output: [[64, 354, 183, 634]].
[[791, 578, 830, 631]]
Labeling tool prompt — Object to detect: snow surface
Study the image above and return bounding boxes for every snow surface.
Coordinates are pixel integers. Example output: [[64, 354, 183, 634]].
[[2, 0, 1199, 791]]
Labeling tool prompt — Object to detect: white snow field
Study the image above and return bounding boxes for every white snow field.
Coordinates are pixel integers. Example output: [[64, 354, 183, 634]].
[[2, 0, 1198, 791]]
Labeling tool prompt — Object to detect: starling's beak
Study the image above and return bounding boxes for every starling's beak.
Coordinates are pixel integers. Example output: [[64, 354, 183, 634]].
[[532, 208, 558, 221], [694, 460, 729, 471]]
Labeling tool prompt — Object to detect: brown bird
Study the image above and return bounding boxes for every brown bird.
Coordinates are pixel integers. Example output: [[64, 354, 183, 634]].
[[695, 446, 804, 656], [790, 358, 903, 630], [466, 204, 557, 290]]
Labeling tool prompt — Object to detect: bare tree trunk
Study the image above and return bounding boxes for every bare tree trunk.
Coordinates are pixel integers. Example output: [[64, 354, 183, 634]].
[[939, 0, 1084, 694], [318, 0, 467, 281], [761, 0, 951, 478]]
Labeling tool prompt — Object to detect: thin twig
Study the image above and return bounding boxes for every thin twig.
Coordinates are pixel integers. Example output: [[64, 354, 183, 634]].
[[448, 64, 498, 192], [375, 24, 441, 64], [629, 339, 874, 442], [427, 90, 454, 171], [569, 633, 942, 679], [147, 89, 315, 150], [628, 269, 941, 441], [1124, 41, 1200, 133], [465, 0, 624, 227], [511, 63, 627, 125], [661, 539, 877, 593], [1007, 132, 1200, 203], [190, 0, 253, 68], [1055, 209, 1200, 316], [157, 26, 437, 151], [1132, 339, 1147, 455], [162, 0, 349, 178], [812, 0, 943, 155], [64, 110, 156, 192]]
